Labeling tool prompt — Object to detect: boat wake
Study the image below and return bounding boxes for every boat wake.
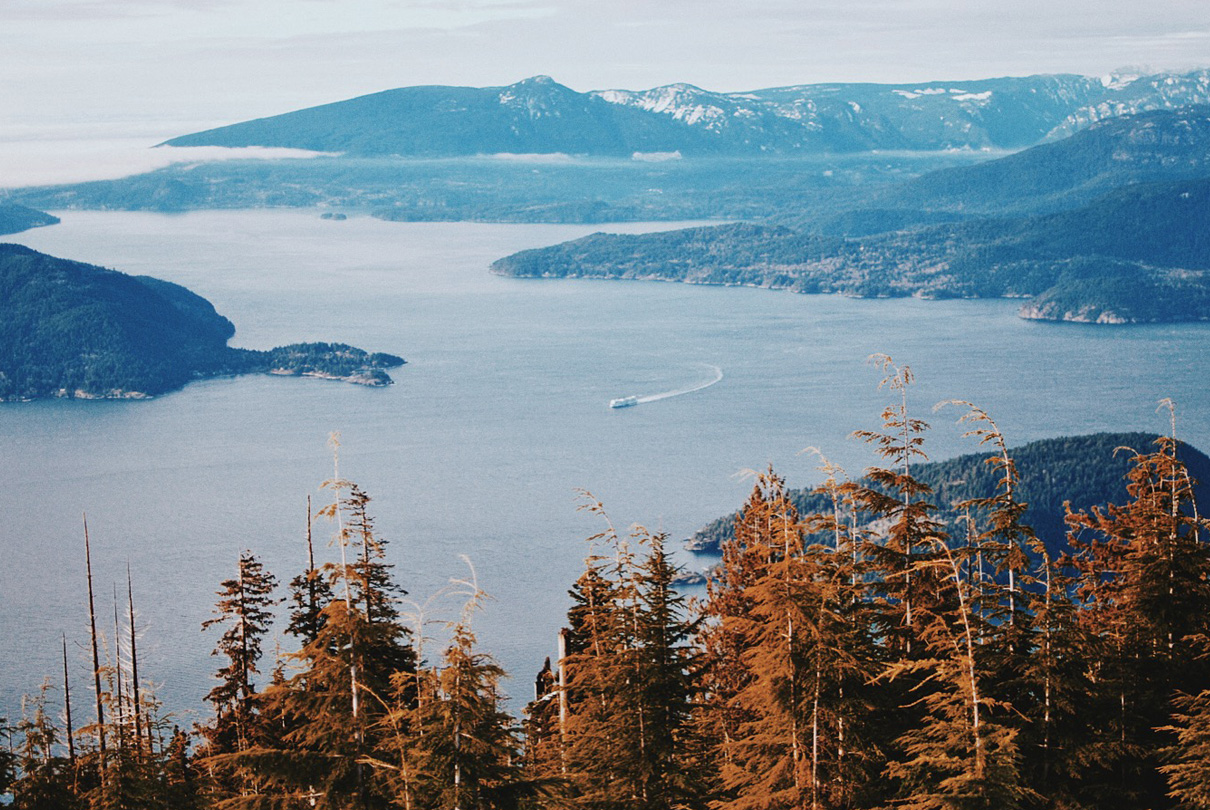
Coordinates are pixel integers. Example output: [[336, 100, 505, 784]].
[[610, 364, 723, 408]]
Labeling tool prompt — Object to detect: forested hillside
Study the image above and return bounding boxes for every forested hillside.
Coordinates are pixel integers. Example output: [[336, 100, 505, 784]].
[[688, 431, 1210, 552], [869, 106, 1210, 217], [492, 173, 1210, 323], [0, 244, 403, 400], [4, 366, 1210, 810], [0, 203, 58, 236]]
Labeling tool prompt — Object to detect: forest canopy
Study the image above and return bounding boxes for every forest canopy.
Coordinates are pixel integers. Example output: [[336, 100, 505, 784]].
[[5, 364, 1210, 810]]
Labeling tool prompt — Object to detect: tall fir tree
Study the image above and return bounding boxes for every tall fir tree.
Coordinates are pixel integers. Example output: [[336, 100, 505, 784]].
[[1063, 407, 1210, 810], [199, 551, 279, 760], [374, 567, 529, 810]]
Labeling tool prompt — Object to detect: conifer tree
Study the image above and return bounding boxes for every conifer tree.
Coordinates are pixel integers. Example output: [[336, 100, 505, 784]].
[[710, 470, 814, 810], [375, 563, 528, 810], [9, 681, 81, 810], [852, 356, 945, 654], [798, 454, 882, 810], [703, 468, 880, 810], [199, 551, 279, 759], [1063, 406, 1210, 809], [286, 494, 334, 646], [1018, 545, 1091, 808], [879, 539, 1034, 810], [559, 501, 637, 810], [556, 497, 702, 810], [695, 478, 775, 800], [221, 464, 415, 809], [0, 715, 16, 798], [1162, 688, 1210, 810]]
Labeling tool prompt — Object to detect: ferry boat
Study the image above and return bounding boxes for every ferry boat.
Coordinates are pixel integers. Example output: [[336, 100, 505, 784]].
[[609, 395, 639, 409]]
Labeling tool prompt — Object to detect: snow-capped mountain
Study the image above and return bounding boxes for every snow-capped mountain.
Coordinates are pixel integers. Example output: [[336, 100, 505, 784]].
[[165, 70, 1210, 157]]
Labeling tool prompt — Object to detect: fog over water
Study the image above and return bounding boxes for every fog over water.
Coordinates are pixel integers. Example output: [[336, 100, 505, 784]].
[[3, 209, 1208, 722]]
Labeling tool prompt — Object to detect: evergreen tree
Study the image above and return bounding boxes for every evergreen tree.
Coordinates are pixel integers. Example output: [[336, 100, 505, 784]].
[[376, 572, 528, 810], [199, 551, 279, 759], [0, 715, 16, 798], [879, 540, 1034, 810], [286, 494, 334, 646], [556, 497, 703, 810], [852, 356, 946, 655], [218, 470, 415, 809], [695, 479, 775, 804], [1162, 688, 1210, 810], [9, 681, 81, 810], [1063, 411, 1210, 809], [705, 468, 880, 810]]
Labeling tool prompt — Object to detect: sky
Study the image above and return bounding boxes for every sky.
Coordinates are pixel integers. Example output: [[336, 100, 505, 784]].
[[1, 0, 1208, 183]]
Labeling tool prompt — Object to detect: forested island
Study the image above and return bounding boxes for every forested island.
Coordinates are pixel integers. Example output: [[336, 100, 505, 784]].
[[4, 364, 1210, 810], [0, 244, 403, 401]]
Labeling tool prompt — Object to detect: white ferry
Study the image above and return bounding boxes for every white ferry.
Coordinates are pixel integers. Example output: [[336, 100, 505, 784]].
[[609, 395, 639, 409]]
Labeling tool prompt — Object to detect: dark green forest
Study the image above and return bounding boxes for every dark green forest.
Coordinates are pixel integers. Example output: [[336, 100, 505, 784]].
[[5, 361, 1210, 810], [687, 431, 1210, 554], [490, 175, 1210, 324], [0, 244, 404, 400], [0, 204, 58, 236]]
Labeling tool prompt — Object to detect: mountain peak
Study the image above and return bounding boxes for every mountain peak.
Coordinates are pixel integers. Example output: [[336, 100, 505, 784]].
[[514, 75, 559, 87]]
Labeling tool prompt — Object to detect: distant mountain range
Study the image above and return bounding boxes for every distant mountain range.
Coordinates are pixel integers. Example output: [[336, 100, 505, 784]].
[[867, 107, 1210, 218], [0, 244, 404, 401], [164, 70, 1210, 156], [9, 76, 1210, 326]]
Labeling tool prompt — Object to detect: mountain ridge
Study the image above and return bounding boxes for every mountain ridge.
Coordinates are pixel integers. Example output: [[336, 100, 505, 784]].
[[490, 107, 1210, 323], [163, 69, 1210, 157]]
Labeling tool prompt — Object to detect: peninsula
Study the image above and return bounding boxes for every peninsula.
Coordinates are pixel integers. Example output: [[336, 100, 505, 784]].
[[0, 244, 404, 401]]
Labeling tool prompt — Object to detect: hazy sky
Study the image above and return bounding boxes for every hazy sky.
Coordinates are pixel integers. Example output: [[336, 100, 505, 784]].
[[2, 0, 1208, 142]]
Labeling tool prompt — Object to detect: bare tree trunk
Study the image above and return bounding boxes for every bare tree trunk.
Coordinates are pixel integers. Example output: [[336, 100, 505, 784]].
[[113, 587, 125, 753], [83, 515, 107, 773], [62, 633, 76, 768], [307, 494, 318, 635], [127, 566, 143, 758]]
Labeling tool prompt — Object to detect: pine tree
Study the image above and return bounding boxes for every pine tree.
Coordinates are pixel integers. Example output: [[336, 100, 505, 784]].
[[559, 500, 637, 810], [1018, 545, 1092, 809], [630, 530, 703, 810], [199, 551, 279, 760], [711, 470, 813, 810], [0, 715, 16, 798], [884, 539, 1035, 810], [221, 465, 415, 808], [286, 494, 334, 646], [852, 356, 946, 655], [798, 454, 882, 810], [9, 680, 81, 810], [1161, 688, 1210, 810], [555, 497, 704, 810], [375, 567, 528, 810], [1063, 407, 1210, 809], [704, 467, 880, 810]]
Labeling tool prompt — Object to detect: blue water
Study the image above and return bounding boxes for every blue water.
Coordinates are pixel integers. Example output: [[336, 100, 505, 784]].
[[4, 210, 1209, 725]]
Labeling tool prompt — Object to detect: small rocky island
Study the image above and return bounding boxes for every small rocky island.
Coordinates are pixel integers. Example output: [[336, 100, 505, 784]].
[[0, 243, 404, 401]]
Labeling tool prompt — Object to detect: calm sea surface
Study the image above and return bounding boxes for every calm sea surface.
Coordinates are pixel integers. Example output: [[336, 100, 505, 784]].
[[4, 210, 1209, 722]]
